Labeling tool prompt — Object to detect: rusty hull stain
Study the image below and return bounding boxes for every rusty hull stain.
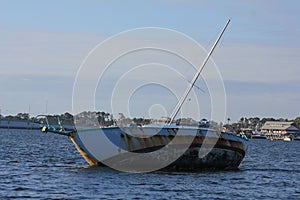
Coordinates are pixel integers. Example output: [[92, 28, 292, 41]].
[[68, 136, 99, 166], [120, 133, 245, 157]]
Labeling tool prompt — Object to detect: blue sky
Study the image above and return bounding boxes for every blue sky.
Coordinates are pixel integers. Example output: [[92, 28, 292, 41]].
[[0, 0, 300, 122]]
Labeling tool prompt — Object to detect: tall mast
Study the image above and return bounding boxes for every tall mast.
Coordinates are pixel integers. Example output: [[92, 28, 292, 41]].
[[168, 19, 231, 124]]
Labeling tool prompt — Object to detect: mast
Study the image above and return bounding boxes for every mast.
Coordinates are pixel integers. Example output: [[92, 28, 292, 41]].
[[168, 19, 231, 124]]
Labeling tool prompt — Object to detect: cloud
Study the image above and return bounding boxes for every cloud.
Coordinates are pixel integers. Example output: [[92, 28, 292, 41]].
[[0, 30, 106, 76], [1, 3, 299, 121]]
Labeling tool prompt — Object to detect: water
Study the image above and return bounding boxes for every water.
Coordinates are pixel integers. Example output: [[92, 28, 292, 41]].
[[0, 129, 299, 199]]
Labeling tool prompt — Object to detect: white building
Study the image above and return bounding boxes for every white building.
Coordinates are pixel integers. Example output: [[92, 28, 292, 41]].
[[261, 121, 300, 136]]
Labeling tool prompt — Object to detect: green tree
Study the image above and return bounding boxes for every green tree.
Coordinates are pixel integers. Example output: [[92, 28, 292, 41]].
[[294, 117, 300, 128]]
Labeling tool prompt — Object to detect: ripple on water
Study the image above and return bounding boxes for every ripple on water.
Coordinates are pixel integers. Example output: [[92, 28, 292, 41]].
[[0, 130, 300, 199]]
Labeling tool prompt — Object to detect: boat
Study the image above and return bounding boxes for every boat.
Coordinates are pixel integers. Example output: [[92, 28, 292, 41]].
[[36, 19, 248, 172], [251, 134, 267, 139], [283, 136, 293, 141]]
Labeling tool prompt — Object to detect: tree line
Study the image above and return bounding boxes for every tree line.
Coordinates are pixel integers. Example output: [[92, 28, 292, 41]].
[[225, 117, 300, 133], [1, 112, 300, 130]]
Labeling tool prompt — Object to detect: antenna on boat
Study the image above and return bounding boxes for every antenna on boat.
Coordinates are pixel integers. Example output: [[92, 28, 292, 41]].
[[168, 19, 231, 125]]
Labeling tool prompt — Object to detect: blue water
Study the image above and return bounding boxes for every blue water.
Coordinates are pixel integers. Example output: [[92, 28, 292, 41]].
[[0, 129, 299, 199]]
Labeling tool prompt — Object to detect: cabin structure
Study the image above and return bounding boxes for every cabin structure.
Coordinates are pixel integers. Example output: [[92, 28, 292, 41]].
[[261, 121, 300, 137]]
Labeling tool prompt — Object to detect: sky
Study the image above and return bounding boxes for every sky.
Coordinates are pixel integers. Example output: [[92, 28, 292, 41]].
[[0, 0, 300, 122]]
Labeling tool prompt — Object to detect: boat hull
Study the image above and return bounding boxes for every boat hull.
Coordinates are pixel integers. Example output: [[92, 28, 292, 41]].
[[70, 126, 247, 172]]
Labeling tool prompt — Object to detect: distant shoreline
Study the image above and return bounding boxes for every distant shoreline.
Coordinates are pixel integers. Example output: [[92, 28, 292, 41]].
[[0, 119, 40, 130]]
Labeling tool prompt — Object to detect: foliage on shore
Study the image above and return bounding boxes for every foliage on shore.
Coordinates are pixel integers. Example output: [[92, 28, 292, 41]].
[[1, 112, 300, 131]]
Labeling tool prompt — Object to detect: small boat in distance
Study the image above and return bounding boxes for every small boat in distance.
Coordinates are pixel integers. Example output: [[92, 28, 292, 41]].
[[251, 134, 267, 139], [283, 136, 293, 142], [36, 19, 248, 172]]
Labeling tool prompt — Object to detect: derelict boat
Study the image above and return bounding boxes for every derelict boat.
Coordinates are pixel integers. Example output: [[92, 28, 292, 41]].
[[37, 19, 248, 172]]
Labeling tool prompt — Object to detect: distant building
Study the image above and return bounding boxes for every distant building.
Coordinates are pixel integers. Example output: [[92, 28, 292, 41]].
[[159, 117, 171, 123], [261, 121, 300, 136]]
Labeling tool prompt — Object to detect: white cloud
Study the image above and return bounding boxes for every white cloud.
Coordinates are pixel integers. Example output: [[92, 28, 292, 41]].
[[1, 13, 299, 121], [0, 30, 106, 76]]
